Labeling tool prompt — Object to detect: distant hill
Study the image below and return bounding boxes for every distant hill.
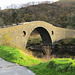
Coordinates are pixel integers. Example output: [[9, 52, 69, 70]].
[[0, 0, 75, 29]]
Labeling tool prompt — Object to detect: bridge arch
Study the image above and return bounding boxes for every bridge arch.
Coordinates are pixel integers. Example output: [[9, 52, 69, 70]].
[[0, 21, 75, 49], [26, 27, 52, 47]]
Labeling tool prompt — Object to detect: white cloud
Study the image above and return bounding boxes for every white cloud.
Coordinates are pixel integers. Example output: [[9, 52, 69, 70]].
[[0, 0, 59, 9]]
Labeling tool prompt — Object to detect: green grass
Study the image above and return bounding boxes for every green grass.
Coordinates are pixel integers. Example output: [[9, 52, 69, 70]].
[[29, 58, 75, 75], [0, 45, 42, 66]]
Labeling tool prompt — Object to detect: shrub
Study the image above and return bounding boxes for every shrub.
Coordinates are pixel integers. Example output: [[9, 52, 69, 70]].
[[48, 59, 57, 68]]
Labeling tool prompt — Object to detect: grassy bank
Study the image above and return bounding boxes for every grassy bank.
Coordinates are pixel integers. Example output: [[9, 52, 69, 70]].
[[29, 58, 75, 75], [1, 45, 75, 75], [0, 45, 42, 66]]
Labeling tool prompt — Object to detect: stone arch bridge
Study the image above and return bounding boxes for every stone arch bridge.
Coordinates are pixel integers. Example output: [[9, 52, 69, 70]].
[[0, 21, 75, 49]]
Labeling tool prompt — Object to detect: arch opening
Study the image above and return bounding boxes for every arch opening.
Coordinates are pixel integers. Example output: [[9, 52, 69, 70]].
[[35, 27, 52, 46], [23, 31, 26, 37], [52, 31, 54, 35], [26, 27, 52, 58]]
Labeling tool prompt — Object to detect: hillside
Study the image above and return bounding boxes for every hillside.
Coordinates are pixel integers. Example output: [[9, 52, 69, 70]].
[[0, 0, 75, 29]]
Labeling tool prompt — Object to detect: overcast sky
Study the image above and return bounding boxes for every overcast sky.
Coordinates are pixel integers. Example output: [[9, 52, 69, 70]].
[[0, 0, 59, 9]]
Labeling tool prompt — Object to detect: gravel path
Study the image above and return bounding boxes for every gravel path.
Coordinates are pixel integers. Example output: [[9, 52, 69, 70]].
[[0, 58, 35, 75]]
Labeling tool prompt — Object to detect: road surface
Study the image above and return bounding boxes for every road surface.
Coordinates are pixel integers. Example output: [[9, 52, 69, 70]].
[[0, 58, 35, 75]]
